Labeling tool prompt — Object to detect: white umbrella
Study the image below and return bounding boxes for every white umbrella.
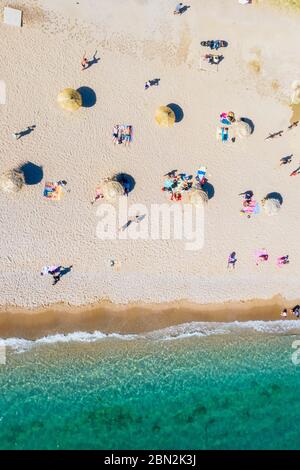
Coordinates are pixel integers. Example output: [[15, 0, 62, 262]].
[[262, 198, 281, 216]]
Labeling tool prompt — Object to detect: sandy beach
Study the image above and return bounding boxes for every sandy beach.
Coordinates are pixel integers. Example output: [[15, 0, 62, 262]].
[[1, 0, 300, 314]]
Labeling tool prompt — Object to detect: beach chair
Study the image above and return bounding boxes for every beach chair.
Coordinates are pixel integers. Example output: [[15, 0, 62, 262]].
[[43, 182, 62, 201]]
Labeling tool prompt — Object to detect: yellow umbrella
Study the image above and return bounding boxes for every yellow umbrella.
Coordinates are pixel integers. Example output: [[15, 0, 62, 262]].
[[291, 81, 300, 105], [57, 88, 82, 112], [0, 169, 25, 193], [102, 180, 124, 202], [188, 188, 208, 205], [155, 106, 175, 127]]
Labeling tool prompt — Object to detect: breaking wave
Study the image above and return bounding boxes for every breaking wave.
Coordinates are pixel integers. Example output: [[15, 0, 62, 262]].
[[1, 321, 300, 353]]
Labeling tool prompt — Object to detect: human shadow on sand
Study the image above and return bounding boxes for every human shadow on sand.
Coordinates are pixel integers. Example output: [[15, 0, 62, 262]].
[[77, 87, 97, 108], [19, 162, 43, 185]]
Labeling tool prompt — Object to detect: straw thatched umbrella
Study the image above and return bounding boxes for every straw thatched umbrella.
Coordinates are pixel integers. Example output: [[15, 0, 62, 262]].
[[0, 169, 25, 193], [188, 188, 208, 205], [57, 88, 82, 111], [155, 106, 175, 127], [291, 81, 300, 105], [232, 119, 251, 138], [262, 198, 281, 216], [102, 180, 124, 202]]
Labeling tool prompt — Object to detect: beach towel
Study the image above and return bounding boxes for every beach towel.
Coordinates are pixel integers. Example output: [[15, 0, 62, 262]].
[[164, 179, 174, 190], [221, 127, 229, 142], [43, 182, 62, 201], [197, 167, 207, 183]]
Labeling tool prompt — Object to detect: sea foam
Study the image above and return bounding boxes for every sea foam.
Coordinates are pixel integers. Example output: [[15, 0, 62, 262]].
[[1, 320, 300, 353]]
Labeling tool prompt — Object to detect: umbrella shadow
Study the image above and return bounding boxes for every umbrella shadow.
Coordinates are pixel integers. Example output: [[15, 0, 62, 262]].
[[77, 86, 97, 108], [266, 192, 283, 205], [167, 103, 184, 123], [19, 162, 43, 185], [202, 181, 215, 200], [240, 117, 255, 134], [115, 173, 136, 194]]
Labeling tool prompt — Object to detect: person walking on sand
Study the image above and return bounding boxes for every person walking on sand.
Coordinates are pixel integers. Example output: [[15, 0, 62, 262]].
[[81, 53, 89, 71], [255, 249, 269, 266], [41, 265, 72, 286], [174, 3, 183, 14], [280, 154, 293, 166], [280, 308, 288, 318], [277, 255, 289, 267], [227, 252, 237, 270], [291, 305, 300, 318]]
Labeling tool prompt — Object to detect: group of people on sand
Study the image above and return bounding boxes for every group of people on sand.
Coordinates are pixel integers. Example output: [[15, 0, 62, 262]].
[[219, 111, 236, 142], [112, 125, 132, 145], [255, 251, 289, 267], [281, 305, 300, 319], [162, 168, 207, 201], [227, 251, 289, 270]]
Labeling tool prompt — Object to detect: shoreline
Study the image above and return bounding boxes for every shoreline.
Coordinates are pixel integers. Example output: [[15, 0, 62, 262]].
[[0, 295, 298, 340]]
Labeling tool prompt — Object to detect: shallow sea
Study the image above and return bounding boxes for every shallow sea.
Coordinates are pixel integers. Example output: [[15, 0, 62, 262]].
[[0, 321, 300, 449]]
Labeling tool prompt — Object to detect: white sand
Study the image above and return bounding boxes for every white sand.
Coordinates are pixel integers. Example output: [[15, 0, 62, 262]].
[[1, 0, 300, 308]]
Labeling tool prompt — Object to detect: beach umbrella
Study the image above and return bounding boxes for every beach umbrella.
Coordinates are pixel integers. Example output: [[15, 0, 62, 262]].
[[232, 119, 251, 138], [188, 188, 208, 205], [102, 180, 124, 202], [155, 106, 175, 127], [0, 169, 25, 193], [262, 198, 281, 216], [291, 81, 300, 105], [57, 88, 82, 112]]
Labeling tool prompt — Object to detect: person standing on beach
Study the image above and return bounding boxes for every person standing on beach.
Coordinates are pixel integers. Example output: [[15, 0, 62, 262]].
[[280, 309, 288, 318], [41, 265, 72, 286]]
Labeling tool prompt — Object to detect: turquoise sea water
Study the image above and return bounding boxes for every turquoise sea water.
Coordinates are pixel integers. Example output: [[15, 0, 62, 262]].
[[0, 321, 300, 450]]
